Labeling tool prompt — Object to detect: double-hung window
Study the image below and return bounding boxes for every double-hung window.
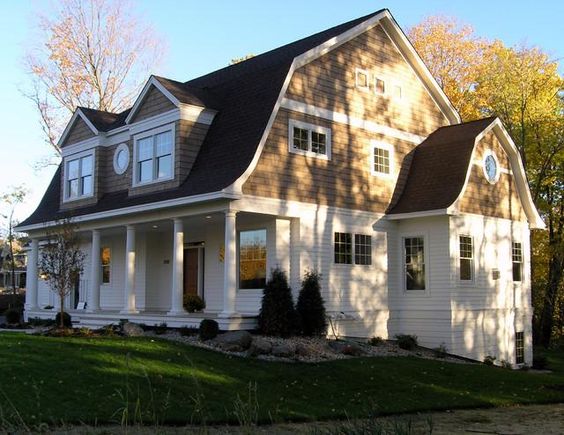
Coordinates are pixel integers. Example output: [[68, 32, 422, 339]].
[[289, 120, 331, 159], [134, 125, 174, 185], [512, 242, 523, 282], [404, 236, 426, 290], [515, 331, 524, 364], [459, 235, 474, 281], [65, 153, 94, 200]]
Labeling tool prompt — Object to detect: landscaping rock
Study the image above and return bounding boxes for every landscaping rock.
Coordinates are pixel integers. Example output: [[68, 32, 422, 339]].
[[327, 340, 364, 356], [249, 337, 272, 356], [295, 342, 312, 357], [272, 342, 296, 357], [122, 322, 144, 337], [214, 330, 252, 351]]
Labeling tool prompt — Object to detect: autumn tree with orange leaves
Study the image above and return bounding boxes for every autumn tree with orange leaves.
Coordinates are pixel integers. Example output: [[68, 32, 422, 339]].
[[409, 16, 564, 347], [24, 0, 166, 159]]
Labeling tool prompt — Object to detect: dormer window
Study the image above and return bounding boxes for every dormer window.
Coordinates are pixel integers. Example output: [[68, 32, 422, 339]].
[[64, 151, 94, 201], [133, 123, 175, 186]]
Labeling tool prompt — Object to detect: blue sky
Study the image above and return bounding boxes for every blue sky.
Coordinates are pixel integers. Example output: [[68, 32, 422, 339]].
[[0, 0, 562, 222]]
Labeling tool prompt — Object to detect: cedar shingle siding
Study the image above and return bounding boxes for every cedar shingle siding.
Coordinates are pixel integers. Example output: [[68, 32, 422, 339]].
[[130, 86, 176, 123], [61, 117, 95, 147]]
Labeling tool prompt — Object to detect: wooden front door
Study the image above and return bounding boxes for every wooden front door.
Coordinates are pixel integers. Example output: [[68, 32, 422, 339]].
[[184, 248, 200, 296]]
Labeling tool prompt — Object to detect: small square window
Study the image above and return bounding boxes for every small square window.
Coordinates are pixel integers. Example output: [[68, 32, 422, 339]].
[[375, 78, 385, 95], [334, 232, 352, 264], [373, 147, 390, 174], [355, 68, 370, 91]]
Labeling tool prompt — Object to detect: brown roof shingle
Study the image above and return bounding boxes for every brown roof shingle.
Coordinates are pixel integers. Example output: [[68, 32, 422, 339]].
[[387, 117, 497, 215]]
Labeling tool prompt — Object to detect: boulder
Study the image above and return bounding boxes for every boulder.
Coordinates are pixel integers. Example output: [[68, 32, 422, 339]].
[[214, 330, 253, 351], [328, 340, 364, 356], [122, 322, 144, 337], [295, 342, 311, 357], [272, 342, 296, 358], [249, 338, 272, 356]]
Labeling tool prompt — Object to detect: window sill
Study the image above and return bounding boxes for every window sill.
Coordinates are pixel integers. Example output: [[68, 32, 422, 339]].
[[289, 148, 330, 160], [62, 194, 95, 204], [132, 176, 174, 188]]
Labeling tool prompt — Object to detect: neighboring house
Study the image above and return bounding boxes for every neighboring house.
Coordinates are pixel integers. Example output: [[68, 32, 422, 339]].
[[0, 241, 27, 292], [17, 9, 543, 365]]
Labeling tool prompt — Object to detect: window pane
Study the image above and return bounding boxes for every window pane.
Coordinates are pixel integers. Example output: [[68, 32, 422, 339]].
[[513, 263, 522, 282], [334, 232, 352, 264], [375, 78, 385, 94], [117, 149, 128, 169], [138, 160, 153, 182], [405, 237, 425, 290], [101, 247, 111, 284], [239, 229, 267, 289], [138, 137, 153, 161], [157, 155, 172, 179], [460, 259, 472, 281], [81, 175, 92, 195], [68, 179, 79, 198], [68, 159, 79, 180], [515, 331, 524, 364], [356, 71, 368, 88], [374, 147, 390, 174], [311, 132, 327, 155], [81, 155, 93, 176], [156, 131, 172, 157], [512, 242, 522, 282], [293, 127, 309, 151]]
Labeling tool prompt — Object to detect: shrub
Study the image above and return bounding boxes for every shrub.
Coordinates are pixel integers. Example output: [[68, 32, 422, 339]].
[[483, 355, 496, 366], [532, 355, 548, 370], [154, 322, 168, 335], [184, 294, 206, 313], [500, 359, 512, 369], [179, 325, 198, 336], [199, 319, 219, 341], [433, 342, 448, 358], [368, 336, 385, 346], [257, 268, 296, 337], [55, 311, 72, 328], [395, 334, 418, 350], [296, 270, 327, 336], [4, 308, 21, 325]]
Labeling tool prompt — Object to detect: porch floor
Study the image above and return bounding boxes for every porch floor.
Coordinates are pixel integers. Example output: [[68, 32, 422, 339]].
[[25, 309, 257, 330]]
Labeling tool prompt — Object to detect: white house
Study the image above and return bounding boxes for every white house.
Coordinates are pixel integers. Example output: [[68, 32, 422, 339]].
[[17, 9, 543, 365]]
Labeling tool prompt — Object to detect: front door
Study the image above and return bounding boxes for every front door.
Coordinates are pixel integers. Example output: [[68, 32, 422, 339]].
[[183, 247, 203, 297]]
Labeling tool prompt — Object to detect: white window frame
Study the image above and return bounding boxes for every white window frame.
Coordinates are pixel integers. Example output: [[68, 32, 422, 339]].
[[370, 141, 395, 178], [288, 119, 331, 160], [512, 241, 523, 283], [62, 148, 96, 202], [482, 150, 501, 184], [400, 232, 430, 295], [113, 143, 130, 175], [132, 122, 175, 187], [355, 68, 370, 92], [458, 234, 475, 284]]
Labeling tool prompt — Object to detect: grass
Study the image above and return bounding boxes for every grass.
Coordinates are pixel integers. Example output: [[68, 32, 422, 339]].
[[0, 333, 563, 427]]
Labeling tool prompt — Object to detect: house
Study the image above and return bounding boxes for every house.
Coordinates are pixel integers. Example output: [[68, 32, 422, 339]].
[[17, 9, 543, 365]]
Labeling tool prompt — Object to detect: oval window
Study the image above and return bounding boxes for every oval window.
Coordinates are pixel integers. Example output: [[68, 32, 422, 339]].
[[113, 143, 129, 175]]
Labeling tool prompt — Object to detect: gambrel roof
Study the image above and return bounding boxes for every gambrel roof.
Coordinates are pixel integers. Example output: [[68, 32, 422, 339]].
[[25, 9, 534, 231]]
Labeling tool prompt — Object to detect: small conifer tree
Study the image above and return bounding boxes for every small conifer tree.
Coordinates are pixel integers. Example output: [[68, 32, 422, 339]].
[[258, 267, 296, 337], [296, 270, 327, 336]]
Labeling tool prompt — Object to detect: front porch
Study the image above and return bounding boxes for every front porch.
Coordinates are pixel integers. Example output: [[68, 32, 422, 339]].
[[24, 205, 298, 330]]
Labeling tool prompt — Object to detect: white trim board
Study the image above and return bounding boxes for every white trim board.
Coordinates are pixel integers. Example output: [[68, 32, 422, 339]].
[[281, 98, 425, 144], [58, 109, 100, 149]]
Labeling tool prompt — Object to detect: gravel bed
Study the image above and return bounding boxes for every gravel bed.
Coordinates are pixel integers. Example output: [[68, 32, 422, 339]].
[[145, 330, 471, 364]]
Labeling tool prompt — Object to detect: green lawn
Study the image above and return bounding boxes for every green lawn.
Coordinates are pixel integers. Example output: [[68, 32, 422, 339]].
[[0, 333, 563, 427]]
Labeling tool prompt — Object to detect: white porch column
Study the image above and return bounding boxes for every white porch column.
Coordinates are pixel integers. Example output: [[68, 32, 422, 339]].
[[121, 225, 138, 314], [219, 210, 238, 317], [25, 238, 39, 312], [87, 230, 101, 312], [168, 218, 185, 315]]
